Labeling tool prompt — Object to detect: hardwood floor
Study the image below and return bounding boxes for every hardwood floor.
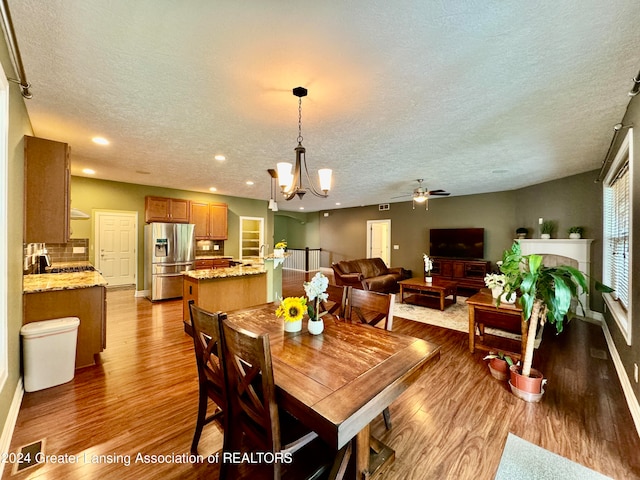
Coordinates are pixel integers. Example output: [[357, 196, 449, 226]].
[[3, 270, 639, 479]]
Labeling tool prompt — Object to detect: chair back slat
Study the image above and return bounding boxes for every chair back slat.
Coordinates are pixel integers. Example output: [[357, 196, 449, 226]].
[[320, 284, 348, 318], [221, 319, 282, 456], [189, 302, 226, 405], [346, 288, 395, 331]]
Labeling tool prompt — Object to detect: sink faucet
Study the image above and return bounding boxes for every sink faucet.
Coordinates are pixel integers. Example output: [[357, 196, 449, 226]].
[[259, 244, 267, 256]]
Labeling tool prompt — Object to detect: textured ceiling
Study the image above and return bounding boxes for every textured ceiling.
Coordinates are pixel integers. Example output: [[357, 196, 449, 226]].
[[7, 1, 640, 212]]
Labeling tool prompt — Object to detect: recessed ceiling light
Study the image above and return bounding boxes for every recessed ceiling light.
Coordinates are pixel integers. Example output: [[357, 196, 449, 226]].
[[214, 155, 226, 161], [92, 137, 109, 145], [335, 202, 341, 206], [209, 187, 217, 192], [246, 181, 254, 185], [82, 168, 95, 174], [299, 207, 305, 210]]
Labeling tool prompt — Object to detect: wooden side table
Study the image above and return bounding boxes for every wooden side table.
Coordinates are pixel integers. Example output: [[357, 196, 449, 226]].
[[466, 289, 528, 359]]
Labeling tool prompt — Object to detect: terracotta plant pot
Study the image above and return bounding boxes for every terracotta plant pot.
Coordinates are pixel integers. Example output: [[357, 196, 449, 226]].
[[488, 358, 509, 381], [509, 365, 544, 393]]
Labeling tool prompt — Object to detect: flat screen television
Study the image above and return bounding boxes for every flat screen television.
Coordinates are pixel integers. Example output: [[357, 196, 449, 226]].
[[429, 228, 485, 259]]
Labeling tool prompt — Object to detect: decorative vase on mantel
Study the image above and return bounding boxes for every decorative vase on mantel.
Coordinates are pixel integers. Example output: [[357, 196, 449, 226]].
[[308, 318, 324, 335], [284, 319, 302, 333]]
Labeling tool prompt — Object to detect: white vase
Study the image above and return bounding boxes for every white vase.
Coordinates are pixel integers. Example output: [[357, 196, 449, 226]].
[[308, 319, 324, 335], [569, 233, 581, 239], [500, 291, 516, 304], [425, 276, 433, 283], [541, 233, 551, 239], [274, 248, 285, 258], [284, 319, 302, 332], [491, 287, 503, 299]]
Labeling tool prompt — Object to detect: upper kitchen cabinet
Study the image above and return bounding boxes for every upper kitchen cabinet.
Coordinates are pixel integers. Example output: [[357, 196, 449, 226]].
[[144, 196, 190, 223], [190, 202, 228, 240], [24, 136, 70, 243]]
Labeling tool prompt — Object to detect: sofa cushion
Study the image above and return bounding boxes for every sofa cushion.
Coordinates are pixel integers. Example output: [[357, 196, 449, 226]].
[[336, 260, 360, 274], [356, 258, 389, 278], [363, 274, 398, 293]]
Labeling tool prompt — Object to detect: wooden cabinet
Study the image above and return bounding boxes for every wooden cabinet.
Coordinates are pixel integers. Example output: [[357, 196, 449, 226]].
[[183, 273, 267, 323], [431, 257, 490, 291], [23, 285, 107, 368], [195, 258, 231, 269], [145, 196, 190, 223], [190, 201, 228, 239], [209, 203, 228, 239], [24, 136, 70, 243]]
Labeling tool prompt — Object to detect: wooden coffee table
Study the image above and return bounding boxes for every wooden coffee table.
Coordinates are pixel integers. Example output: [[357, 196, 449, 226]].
[[398, 277, 458, 311]]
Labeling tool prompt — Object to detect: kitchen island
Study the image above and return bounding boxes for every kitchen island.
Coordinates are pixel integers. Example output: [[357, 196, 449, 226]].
[[23, 270, 108, 368], [182, 265, 267, 325]]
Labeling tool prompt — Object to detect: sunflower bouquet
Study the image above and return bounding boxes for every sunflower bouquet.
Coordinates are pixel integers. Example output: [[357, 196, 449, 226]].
[[275, 296, 307, 323]]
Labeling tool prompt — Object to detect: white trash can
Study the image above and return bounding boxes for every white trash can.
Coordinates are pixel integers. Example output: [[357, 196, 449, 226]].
[[21, 317, 80, 392]]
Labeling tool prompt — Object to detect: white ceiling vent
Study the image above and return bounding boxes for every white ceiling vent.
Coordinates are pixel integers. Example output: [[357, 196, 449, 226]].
[[378, 204, 390, 211]]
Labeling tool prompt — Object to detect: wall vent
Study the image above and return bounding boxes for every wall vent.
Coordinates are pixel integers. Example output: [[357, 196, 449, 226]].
[[378, 204, 390, 211]]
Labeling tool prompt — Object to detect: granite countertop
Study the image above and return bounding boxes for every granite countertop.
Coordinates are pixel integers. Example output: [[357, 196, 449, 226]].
[[47, 260, 93, 269], [23, 271, 108, 293], [184, 264, 266, 280]]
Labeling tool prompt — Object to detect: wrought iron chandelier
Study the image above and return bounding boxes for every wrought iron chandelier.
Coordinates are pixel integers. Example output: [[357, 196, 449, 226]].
[[276, 87, 332, 200]]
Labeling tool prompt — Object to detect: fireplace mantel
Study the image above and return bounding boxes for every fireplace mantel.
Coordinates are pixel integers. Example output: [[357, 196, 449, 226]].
[[517, 238, 594, 316]]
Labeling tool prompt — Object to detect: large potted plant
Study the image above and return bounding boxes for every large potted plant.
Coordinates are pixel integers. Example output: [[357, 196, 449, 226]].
[[498, 242, 612, 401]]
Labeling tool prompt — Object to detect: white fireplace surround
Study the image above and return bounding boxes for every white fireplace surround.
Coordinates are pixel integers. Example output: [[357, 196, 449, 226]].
[[517, 239, 594, 318]]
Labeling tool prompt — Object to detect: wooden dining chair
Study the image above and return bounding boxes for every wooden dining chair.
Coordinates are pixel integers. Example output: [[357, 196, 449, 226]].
[[188, 301, 227, 455], [344, 289, 395, 429], [346, 288, 396, 331], [220, 318, 345, 479], [320, 284, 349, 319]]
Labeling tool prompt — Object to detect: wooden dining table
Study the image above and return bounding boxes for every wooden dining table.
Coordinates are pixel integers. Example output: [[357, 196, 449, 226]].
[[224, 302, 441, 479]]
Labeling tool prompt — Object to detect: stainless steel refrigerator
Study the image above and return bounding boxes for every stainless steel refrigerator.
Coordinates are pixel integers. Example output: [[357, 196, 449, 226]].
[[144, 223, 196, 301]]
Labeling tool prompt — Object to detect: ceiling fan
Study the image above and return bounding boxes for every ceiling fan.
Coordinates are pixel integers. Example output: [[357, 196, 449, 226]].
[[391, 179, 450, 209]]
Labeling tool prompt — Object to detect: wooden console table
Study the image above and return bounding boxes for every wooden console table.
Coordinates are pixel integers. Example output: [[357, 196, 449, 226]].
[[466, 289, 528, 359]]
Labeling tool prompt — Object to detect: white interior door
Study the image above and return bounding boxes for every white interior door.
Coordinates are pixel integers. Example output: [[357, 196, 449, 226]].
[[367, 219, 391, 265], [95, 211, 137, 286]]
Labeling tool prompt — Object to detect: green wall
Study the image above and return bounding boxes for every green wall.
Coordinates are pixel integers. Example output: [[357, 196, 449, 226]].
[[0, 37, 34, 442], [70, 176, 273, 290], [315, 171, 604, 311], [318, 190, 516, 279], [274, 211, 320, 249]]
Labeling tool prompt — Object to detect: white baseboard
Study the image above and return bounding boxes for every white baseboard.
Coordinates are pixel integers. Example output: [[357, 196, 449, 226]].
[[135, 289, 148, 298], [0, 378, 24, 477], [600, 319, 640, 438]]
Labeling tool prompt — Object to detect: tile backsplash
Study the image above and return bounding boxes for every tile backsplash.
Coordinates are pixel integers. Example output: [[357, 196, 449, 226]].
[[24, 238, 90, 273], [195, 239, 225, 257]]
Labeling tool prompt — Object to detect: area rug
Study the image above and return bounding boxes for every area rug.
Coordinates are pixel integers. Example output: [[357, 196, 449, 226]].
[[495, 433, 612, 480], [394, 295, 521, 341]]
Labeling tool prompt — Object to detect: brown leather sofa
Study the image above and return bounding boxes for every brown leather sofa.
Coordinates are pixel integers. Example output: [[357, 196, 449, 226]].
[[331, 257, 411, 293]]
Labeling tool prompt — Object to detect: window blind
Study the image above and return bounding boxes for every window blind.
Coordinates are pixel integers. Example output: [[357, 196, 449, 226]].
[[604, 160, 630, 310]]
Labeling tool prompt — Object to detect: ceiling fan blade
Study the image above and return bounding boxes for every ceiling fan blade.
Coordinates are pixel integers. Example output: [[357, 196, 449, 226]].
[[427, 190, 450, 196], [390, 194, 412, 199], [429, 192, 450, 196]]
